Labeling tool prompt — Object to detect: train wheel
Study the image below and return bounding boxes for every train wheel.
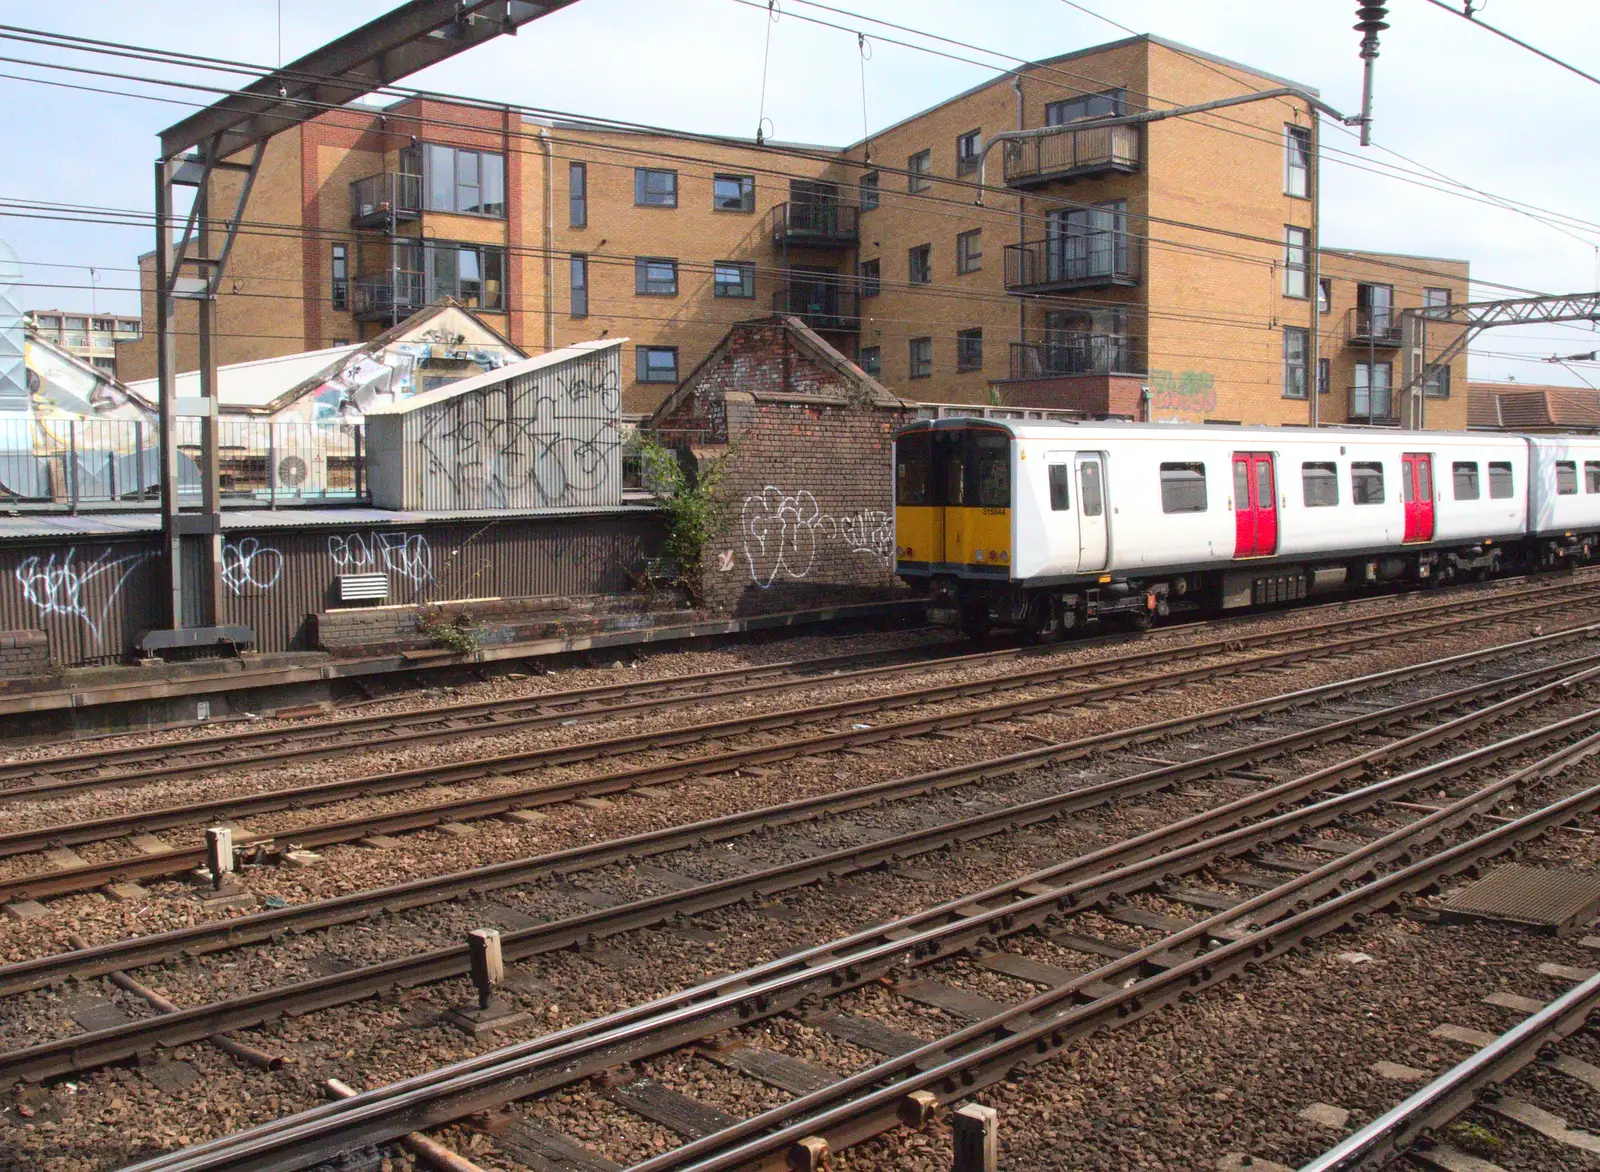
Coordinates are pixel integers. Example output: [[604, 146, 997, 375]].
[[1024, 595, 1064, 644]]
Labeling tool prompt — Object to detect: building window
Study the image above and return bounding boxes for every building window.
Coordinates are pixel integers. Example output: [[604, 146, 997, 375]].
[[714, 260, 755, 298], [908, 336, 932, 378], [956, 328, 983, 372], [570, 254, 588, 318], [635, 257, 678, 296], [1285, 124, 1311, 197], [1424, 286, 1451, 319], [635, 167, 678, 207], [569, 162, 587, 228], [908, 149, 931, 193], [1453, 461, 1480, 500], [1302, 462, 1338, 507], [411, 241, 506, 310], [1557, 461, 1579, 495], [859, 258, 880, 298], [1046, 89, 1126, 125], [1318, 277, 1332, 314], [859, 346, 881, 376], [1423, 364, 1451, 399], [1159, 463, 1208, 513], [859, 171, 879, 211], [1283, 226, 1309, 298], [331, 243, 349, 311], [1351, 462, 1385, 505], [1282, 326, 1308, 399], [1318, 356, 1330, 396], [956, 229, 982, 274], [1353, 361, 1393, 420], [713, 173, 755, 212], [422, 144, 505, 216], [909, 243, 931, 285], [956, 129, 981, 175], [636, 346, 678, 383]]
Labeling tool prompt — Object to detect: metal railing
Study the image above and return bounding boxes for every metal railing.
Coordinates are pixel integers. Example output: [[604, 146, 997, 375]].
[[772, 281, 861, 332], [0, 417, 367, 510], [1347, 386, 1400, 426], [1009, 335, 1138, 379], [1004, 236, 1140, 292], [350, 172, 422, 226], [1002, 123, 1140, 186], [1346, 306, 1404, 347], [354, 271, 426, 320], [769, 201, 860, 247]]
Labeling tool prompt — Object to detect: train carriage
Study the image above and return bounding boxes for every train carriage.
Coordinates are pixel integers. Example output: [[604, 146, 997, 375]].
[[892, 418, 1576, 639]]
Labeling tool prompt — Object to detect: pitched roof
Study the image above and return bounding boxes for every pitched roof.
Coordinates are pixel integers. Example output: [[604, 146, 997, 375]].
[[364, 339, 624, 415], [1467, 382, 1600, 432]]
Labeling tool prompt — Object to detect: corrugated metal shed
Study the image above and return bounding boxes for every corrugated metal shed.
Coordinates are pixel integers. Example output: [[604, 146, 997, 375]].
[[365, 339, 624, 511]]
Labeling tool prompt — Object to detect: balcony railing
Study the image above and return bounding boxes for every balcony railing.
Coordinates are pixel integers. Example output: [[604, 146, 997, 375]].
[[1347, 387, 1400, 426], [1003, 236, 1140, 293], [773, 281, 861, 332], [1002, 123, 1140, 188], [1345, 307, 1404, 348], [770, 201, 859, 248], [354, 271, 426, 322], [350, 172, 422, 228], [1009, 335, 1139, 379]]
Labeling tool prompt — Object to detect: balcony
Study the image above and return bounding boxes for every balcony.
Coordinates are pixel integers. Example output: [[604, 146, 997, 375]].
[[1002, 123, 1140, 188], [350, 172, 422, 229], [353, 271, 425, 323], [1010, 335, 1139, 379], [1347, 387, 1400, 426], [1345, 307, 1404, 348], [770, 201, 859, 249], [773, 280, 860, 332], [1004, 237, 1140, 294]]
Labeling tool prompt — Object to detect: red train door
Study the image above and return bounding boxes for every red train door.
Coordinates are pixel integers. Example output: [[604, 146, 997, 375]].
[[1401, 453, 1435, 543], [1233, 452, 1278, 557]]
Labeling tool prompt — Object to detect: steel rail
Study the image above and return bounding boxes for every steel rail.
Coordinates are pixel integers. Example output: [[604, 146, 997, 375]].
[[109, 712, 1600, 1172], [7, 577, 1586, 808], [8, 658, 1596, 1089], [5, 624, 1590, 999], [1298, 970, 1600, 1171], [0, 592, 1582, 900], [4, 571, 1584, 790]]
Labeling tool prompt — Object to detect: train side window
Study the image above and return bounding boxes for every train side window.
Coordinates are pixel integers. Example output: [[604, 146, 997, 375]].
[[895, 431, 933, 506], [1351, 461, 1385, 505], [1557, 461, 1579, 495], [1488, 462, 1514, 499], [1453, 461, 1479, 500], [1301, 461, 1338, 507], [969, 431, 1011, 508], [1080, 460, 1104, 516], [1047, 463, 1070, 511], [1159, 462, 1207, 513], [1587, 461, 1600, 493]]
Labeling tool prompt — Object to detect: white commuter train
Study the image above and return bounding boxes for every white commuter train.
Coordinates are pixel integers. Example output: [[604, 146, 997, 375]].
[[891, 418, 1600, 638]]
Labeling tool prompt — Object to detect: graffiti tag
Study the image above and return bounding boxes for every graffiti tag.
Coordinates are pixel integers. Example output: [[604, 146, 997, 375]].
[[739, 487, 894, 588]]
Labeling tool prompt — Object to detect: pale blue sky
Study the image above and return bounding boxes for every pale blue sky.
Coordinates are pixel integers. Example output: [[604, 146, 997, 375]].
[[2, 0, 1597, 384]]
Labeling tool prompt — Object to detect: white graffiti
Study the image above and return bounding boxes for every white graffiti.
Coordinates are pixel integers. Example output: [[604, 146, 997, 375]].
[[14, 547, 153, 645], [220, 537, 283, 595], [328, 530, 434, 588], [739, 487, 895, 588]]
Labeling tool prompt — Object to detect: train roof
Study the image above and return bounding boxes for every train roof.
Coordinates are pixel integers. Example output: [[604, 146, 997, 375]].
[[893, 418, 1548, 447]]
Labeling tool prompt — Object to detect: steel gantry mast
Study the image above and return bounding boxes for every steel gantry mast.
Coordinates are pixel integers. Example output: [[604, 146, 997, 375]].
[[146, 0, 579, 655]]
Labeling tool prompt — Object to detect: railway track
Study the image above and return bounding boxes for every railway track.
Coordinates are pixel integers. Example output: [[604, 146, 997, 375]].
[[105, 689, 1600, 1172], [1, 582, 1592, 905], [4, 624, 1598, 1086], [2, 573, 1594, 801]]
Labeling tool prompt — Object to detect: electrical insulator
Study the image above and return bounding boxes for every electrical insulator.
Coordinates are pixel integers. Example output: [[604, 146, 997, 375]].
[[1355, 3, 1389, 58]]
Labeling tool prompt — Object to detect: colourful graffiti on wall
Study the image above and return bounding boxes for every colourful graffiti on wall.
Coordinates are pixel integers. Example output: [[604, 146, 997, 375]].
[[1147, 369, 1217, 423]]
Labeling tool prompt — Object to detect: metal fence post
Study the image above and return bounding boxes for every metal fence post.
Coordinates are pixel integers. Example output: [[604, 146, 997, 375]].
[[267, 422, 277, 509], [356, 426, 365, 500], [67, 421, 79, 514], [134, 420, 145, 499]]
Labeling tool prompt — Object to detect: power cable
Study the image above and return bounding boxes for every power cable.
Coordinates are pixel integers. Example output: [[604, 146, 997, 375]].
[[1420, 0, 1600, 89]]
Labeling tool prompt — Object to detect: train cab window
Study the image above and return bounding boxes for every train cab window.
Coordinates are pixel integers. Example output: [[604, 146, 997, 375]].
[[1351, 461, 1385, 505], [1557, 461, 1579, 495], [1159, 462, 1207, 513], [1301, 461, 1337, 507], [1489, 462, 1514, 500], [1587, 462, 1600, 493], [1048, 463, 1070, 511], [1453, 461, 1479, 500], [1080, 461, 1104, 516], [895, 431, 933, 506], [969, 431, 1011, 508]]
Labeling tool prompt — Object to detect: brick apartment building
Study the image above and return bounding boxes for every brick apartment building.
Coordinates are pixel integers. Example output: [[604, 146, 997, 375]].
[[118, 33, 1469, 427]]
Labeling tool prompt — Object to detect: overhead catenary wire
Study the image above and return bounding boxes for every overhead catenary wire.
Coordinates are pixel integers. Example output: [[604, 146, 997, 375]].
[[1420, 0, 1600, 90]]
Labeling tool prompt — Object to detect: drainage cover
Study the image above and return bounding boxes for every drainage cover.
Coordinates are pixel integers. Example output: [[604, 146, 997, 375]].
[[1441, 865, 1600, 936]]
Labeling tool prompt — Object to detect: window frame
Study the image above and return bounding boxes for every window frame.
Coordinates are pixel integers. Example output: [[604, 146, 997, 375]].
[[1048, 463, 1071, 511], [1353, 361, 1394, 421], [859, 171, 880, 211], [1318, 356, 1331, 397], [713, 260, 756, 299], [1284, 124, 1311, 198], [1557, 460, 1579, 496], [712, 173, 755, 213], [420, 144, 506, 217], [634, 167, 679, 208], [908, 149, 932, 193], [908, 243, 932, 286], [1283, 225, 1309, 298], [1489, 462, 1514, 500], [569, 162, 587, 228], [956, 327, 983, 373], [1587, 461, 1600, 494], [956, 228, 982, 274], [1282, 325, 1308, 400], [859, 258, 881, 299], [908, 336, 933, 379], [1301, 461, 1338, 507], [1318, 276, 1332, 315], [417, 240, 507, 310], [634, 256, 679, 297], [570, 253, 589, 318], [1045, 88, 1126, 125], [636, 346, 679, 384], [1423, 286, 1452, 319], [1159, 462, 1208, 514], [330, 242, 349, 312], [859, 346, 881, 376], [956, 129, 981, 175], [1452, 461, 1480, 500], [1351, 461, 1386, 505]]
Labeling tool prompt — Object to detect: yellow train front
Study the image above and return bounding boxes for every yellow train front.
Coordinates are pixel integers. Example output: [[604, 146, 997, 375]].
[[893, 419, 1014, 635]]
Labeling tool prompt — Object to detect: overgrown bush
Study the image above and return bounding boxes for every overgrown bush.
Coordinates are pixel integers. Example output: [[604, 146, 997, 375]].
[[636, 434, 731, 602], [416, 606, 480, 655]]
